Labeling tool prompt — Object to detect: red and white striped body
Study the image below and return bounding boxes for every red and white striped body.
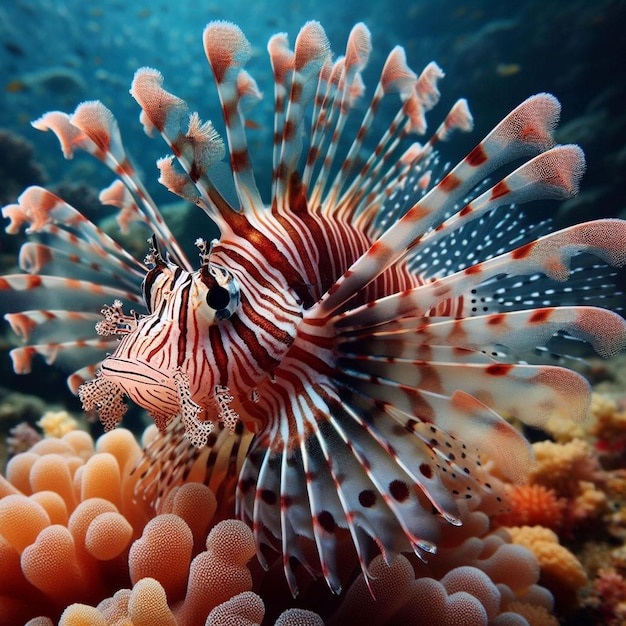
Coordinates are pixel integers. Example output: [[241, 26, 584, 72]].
[[2, 20, 626, 596]]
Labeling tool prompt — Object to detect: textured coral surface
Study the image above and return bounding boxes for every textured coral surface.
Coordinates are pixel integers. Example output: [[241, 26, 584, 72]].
[[0, 420, 572, 626], [4, 384, 626, 623]]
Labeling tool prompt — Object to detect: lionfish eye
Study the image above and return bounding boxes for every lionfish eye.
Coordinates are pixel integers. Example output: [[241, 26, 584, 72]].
[[206, 285, 230, 310], [204, 265, 240, 322]]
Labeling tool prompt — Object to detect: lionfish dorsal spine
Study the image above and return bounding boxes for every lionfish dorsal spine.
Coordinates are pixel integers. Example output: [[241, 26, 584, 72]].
[[203, 21, 265, 216], [304, 23, 372, 209], [318, 46, 417, 216], [331, 47, 431, 217], [272, 21, 331, 209], [314, 94, 565, 316], [71, 101, 192, 270], [130, 67, 233, 227], [335, 219, 626, 331], [32, 103, 191, 270], [267, 32, 295, 187]]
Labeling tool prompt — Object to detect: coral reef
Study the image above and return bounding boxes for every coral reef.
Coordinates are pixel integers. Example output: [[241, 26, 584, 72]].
[[586, 567, 626, 624], [494, 485, 565, 532], [505, 526, 587, 607], [3, 387, 626, 623], [6, 421, 41, 456], [524, 439, 608, 533], [0, 421, 561, 626], [37, 410, 79, 438], [328, 547, 552, 625]]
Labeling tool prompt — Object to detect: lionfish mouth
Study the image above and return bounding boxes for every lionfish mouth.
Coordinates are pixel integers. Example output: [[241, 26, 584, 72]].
[[79, 356, 239, 448]]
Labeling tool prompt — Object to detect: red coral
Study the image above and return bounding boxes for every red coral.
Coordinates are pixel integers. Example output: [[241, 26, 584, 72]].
[[591, 568, 626, 624]]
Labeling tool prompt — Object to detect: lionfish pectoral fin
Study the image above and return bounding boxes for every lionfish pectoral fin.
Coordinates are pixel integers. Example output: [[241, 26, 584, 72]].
[[237, 439, 325, 595], [447, 390, 533, 483], [236, 384, 467, 595], [132, 415, 253, 512], [380, 389, 531, 487]]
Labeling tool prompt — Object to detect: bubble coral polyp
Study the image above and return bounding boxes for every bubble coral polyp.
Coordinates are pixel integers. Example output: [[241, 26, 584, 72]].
[[0, 428, 147, 623], [0, 425, 324, 625]]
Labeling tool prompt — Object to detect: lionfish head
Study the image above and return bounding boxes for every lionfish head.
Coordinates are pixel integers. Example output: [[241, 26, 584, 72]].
[[2, 19, 626, 596], [78, 224, 303, 447]]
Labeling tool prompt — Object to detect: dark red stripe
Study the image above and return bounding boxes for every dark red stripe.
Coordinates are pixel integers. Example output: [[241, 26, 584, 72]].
[[231, 306, 280, 373], [176, 282, 190, 368], [209, 324, 230, 386]]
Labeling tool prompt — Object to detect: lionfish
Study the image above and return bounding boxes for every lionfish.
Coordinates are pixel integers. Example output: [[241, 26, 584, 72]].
[[2, 21, 625, 595]]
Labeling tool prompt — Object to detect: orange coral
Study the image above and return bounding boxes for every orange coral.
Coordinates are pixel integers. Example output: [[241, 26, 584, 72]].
[[205, 591, 265, 626], [494, 484, 565, 531], [174, 519, 256, 626], [0, 426, 563, 625], [529, 440, 602, 496], [58, 604, 108, 626], [0, 427, 325, 625], [129, 513, 194, 601], [126, 577, 178, 626], [0, 428, 152, 623], [505, 525, 587, 607], [526, 439, 608, 532]]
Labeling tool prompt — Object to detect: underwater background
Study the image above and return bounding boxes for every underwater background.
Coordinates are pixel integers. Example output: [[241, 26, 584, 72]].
[[1, 1, 626, 624]]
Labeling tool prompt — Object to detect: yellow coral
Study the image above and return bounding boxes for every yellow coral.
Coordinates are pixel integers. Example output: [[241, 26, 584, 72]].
[[591, 392, 618, 422], [529, 439, 600, 496], [506, 526, 587, 591], [590, 393, 626, 443], [526, 438, 608, 531], [571, 480, 608, 522], [542, 413, 586, 444], [37, 411, 78, 438]]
